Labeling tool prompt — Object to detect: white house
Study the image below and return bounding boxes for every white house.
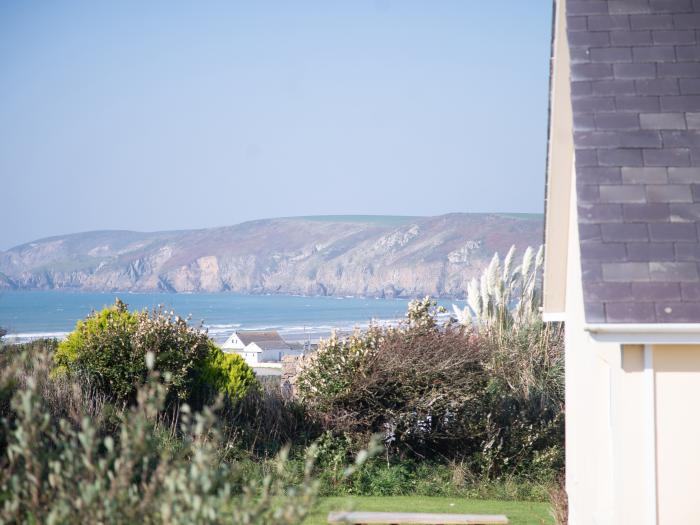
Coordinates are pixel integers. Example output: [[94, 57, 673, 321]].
[[221, 330, 302, 366]]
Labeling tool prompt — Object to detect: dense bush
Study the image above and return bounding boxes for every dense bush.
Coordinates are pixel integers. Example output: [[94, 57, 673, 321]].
[[298, 324, 486, 458], [53, 299, 257, 404], [297, 297, 564, 482], [197, 343, 258, 401], [0, 349, 319, 525]]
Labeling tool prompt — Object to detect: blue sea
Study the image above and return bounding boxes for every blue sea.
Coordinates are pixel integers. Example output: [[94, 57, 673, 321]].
[[0, 291, 456, 344]]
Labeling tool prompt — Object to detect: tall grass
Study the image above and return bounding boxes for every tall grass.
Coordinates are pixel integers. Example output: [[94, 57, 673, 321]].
[[453, 245, 545, 330]]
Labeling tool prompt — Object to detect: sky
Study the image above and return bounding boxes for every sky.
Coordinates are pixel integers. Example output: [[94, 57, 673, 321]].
[[0, 1, 553, 250]]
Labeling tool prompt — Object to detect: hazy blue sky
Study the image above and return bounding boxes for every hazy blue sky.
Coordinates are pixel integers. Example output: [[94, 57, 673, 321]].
[[0, 1, 552, 249]]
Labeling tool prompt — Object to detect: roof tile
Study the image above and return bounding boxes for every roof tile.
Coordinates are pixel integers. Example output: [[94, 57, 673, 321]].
[[627, 242, 677, 260], [651, 0, 694, 12], [589, 15, 631, 30], [649, 261, 700, 279], [611, 30, 654, 44], [675, 45, 700, 60], [646, 184, 694, 202], [606, 301, 657, 321], [609, 1, 653, 14], [687, 113, 700, 128], [672, 12, 700, 26], [669, 202, 700, 220], [630, 280, 681, 299], [622, 166, 669, 182], [632, 45, 676, 61], [623, 202, 672, 221], [568, 16, 589, 31], [668, 166, 700, 181], [651, 29, 697, 43], [630, 13, 674, 28], [648, 222, 699, 239], [641, 113, 687, 129], [655, 301, 700, 320], [614, 62, 658, 78], [568, 1, 611, 15], [681, 282, 700, 299], [603, 261, 652, 281], [600, 184, 648, 202], [643, 147, 691, 165], [598, 148, 645, 165], [602, 222, 650, 240], [596, 113, 641, 129]]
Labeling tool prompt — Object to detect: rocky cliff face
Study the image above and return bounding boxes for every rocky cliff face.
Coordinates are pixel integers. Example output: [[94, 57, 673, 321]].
[[0, 214, 543, 298]]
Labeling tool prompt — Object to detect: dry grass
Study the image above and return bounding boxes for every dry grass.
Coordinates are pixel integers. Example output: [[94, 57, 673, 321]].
[[547, 475, 568, 525]]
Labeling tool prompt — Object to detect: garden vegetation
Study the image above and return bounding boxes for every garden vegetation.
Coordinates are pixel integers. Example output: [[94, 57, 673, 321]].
[[0, 245, 565, 523]]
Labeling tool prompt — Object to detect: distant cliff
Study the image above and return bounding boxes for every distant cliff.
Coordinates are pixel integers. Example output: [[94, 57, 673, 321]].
[[0, 214, 543, 298]]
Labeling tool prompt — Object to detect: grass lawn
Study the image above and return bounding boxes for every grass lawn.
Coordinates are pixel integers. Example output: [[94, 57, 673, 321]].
[[303, 496, 553, 525]]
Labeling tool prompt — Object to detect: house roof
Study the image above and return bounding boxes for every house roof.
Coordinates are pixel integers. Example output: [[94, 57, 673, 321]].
[[567, 0, 700, 323], [236, 330, 291, 349], [248, 340, 294, 351]]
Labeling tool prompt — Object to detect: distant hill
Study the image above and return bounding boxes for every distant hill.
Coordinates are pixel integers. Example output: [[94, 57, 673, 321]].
[[0, 214, 543, 298]]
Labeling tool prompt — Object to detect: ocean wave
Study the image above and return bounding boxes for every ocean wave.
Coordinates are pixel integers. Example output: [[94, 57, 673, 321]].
[[4, 316, 414, 346], [4, 332, 70, 343]]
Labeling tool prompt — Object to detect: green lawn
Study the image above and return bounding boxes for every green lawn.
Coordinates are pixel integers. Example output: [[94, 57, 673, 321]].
[[303, 496, 553, 525]]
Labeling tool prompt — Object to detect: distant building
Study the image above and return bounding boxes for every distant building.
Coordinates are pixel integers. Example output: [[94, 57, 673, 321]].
[[221, 330, 302, 366]]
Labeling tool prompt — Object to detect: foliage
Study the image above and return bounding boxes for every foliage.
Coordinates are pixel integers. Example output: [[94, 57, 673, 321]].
[[298, 299, 487, 458], [0, 328, 6, 341], [453, 245, 544, 330], [197, 343, 258, 401], [297, 295, 564, 482], [0, 349, 319, 525], [54, 299, 221, 403], [295, 327, 383, 410]]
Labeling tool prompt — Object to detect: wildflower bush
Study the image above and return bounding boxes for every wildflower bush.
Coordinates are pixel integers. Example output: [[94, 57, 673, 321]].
[[53, 299, 257, 404]]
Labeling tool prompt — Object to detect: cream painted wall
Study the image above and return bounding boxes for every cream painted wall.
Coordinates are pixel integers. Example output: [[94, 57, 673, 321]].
[[564, 163, 616, 524], [653, 345, 700, 524], [564, 160, 649, 525], [614, 345, 647, 525]]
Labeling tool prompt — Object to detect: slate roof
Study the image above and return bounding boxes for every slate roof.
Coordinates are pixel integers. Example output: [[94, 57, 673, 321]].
[[248, 340, 294, 352], [237, 330, 291, 349], [567, 0, 700, 323]]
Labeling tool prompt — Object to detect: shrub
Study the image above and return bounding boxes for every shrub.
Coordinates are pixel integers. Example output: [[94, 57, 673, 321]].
[[297, 297, 565, 482], [197, 343, 258, 401], [0, 350, 319, 525], [297, 300, 487, 458], [54, 299, 214, 403]]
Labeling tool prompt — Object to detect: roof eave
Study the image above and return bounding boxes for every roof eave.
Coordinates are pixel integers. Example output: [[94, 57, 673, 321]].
[[585, 323, 700, 344]]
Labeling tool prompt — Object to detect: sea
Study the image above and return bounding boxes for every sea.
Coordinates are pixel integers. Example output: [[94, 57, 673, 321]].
[[0, 291, 457, 345]]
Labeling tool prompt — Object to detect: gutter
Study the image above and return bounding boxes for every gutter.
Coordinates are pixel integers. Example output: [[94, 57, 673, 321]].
[[585, 323, 700, 344]]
